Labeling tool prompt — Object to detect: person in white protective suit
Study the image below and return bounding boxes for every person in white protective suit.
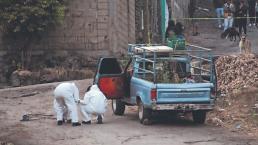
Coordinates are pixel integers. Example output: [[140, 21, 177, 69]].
[[53, 82, 81, 126], [79, 85, 108, 124]]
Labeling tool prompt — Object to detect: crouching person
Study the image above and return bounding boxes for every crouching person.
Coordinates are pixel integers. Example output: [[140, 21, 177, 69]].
[[53, 82, 81, 127], [80, 85, 107, 124]]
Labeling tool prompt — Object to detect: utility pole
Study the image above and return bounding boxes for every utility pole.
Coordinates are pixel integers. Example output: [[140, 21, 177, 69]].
[[161, 0, 166, 43], [146, 0, 150, 45]]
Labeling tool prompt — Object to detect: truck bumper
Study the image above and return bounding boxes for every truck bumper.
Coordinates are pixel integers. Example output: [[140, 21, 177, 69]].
[[152, 103, 214, 111]]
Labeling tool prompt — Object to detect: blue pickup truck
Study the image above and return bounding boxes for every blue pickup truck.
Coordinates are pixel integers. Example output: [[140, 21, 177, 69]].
[[93, 44, 217, 125]]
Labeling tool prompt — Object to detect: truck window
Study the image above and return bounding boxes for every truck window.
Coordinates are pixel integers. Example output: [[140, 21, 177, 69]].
[[134, 61, 154, 81], [99, 58, 122, 74], [135, 60, 188, 83], [156, 61, 187, 83]]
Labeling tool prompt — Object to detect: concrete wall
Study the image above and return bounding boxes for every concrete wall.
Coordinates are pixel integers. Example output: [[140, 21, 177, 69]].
[[36, 0, 135, 57], [0, 0, 135, 83]]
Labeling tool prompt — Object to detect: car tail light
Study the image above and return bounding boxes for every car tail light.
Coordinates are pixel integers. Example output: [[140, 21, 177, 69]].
[[211, 92, 216, 99], [211, 88, 216, 98], [151, 89, 157, 101]]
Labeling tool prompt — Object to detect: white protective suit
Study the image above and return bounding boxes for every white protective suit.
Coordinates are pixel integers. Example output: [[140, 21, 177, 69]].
[[53, 82, 80, 123], [80, 85, 108, 122]]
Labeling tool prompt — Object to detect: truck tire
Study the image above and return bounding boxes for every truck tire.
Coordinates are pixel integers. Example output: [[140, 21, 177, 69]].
[[112, 99, 125, 116], [192, 111, 206, 124], [138, 100, 152, 125]]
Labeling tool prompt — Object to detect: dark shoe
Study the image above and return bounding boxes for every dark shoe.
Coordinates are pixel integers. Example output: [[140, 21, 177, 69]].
[[57, 120, 63, 126], [97, 115, 103, 124], [82, 121, 91, 125], [66, 119, 72, 124], [72, 122, 81, 127]]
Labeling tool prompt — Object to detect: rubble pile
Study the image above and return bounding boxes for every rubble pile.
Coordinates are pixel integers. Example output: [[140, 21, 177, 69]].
[[208, 54, 258, 137], [39, 68, 94, 83], [216, 54, 258, 94], [208, 87, 258, 136], [10, 68, 94, 87]]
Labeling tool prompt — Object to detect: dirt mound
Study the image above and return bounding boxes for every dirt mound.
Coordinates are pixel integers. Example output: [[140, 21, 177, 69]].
[[216, 54, 258, 94], [208, 87, 258, 136], [10, 70, 37, 87], [39, 68, 94, 83], [208, 54, 258, 137]]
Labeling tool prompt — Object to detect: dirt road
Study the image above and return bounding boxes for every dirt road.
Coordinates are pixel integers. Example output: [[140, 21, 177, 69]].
[[188, 21, 258, 55], [0, 80, 257, 145]]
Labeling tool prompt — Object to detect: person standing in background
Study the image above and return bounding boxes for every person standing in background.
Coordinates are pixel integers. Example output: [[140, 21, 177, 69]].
[[237, 0, 248, 34], [224, 0, 235, 31], [233, 0, 241, 28], [165, 20, 175, 39], [189, 0, 199, 36], [248, 0, 256, 26], [213, 0, 225, 29]]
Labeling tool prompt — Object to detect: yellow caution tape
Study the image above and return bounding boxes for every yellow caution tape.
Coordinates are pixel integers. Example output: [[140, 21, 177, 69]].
[[174, 16, 258, 20]]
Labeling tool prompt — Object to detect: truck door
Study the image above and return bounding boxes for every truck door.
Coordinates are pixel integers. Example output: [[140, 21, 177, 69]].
[[211, 59, 218, 98], [94, 58, 126, 100]]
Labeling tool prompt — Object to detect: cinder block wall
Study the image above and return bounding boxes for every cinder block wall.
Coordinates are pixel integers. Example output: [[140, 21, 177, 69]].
[[0, 0, 135, 83], [38, 0, 135, 58]]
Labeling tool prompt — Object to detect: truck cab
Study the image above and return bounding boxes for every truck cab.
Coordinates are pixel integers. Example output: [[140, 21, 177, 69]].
[[94, 44, 217, 125]]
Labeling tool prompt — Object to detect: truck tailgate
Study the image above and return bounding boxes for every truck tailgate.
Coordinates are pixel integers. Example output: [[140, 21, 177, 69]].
[[156, 83, 213, 104]]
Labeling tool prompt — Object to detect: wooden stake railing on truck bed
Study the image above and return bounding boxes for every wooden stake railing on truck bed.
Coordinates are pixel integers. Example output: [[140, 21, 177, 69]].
[[128, 44, 214, 84]]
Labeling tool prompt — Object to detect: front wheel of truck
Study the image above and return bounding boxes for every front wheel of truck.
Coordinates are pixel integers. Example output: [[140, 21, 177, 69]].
[[112, 99, 125, 116], [138, 101, 152, 125], [192, 111, 206, 124]]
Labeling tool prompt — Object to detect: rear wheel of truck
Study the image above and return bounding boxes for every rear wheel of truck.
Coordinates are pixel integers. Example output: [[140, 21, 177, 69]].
[[112, 99, 125, 116], [138, 100, 152, 125], [192, 111, 206, 124]]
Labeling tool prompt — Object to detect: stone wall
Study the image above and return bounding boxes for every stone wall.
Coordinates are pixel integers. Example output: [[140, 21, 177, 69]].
[[0, 0, 135, 83]]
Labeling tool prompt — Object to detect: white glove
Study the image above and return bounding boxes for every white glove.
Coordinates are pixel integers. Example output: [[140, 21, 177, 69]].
[[78, 99, 87, 105], [75, 100, 80, 104]]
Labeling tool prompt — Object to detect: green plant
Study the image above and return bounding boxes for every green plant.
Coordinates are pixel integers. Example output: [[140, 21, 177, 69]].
[[0, 0, 66, 69]]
